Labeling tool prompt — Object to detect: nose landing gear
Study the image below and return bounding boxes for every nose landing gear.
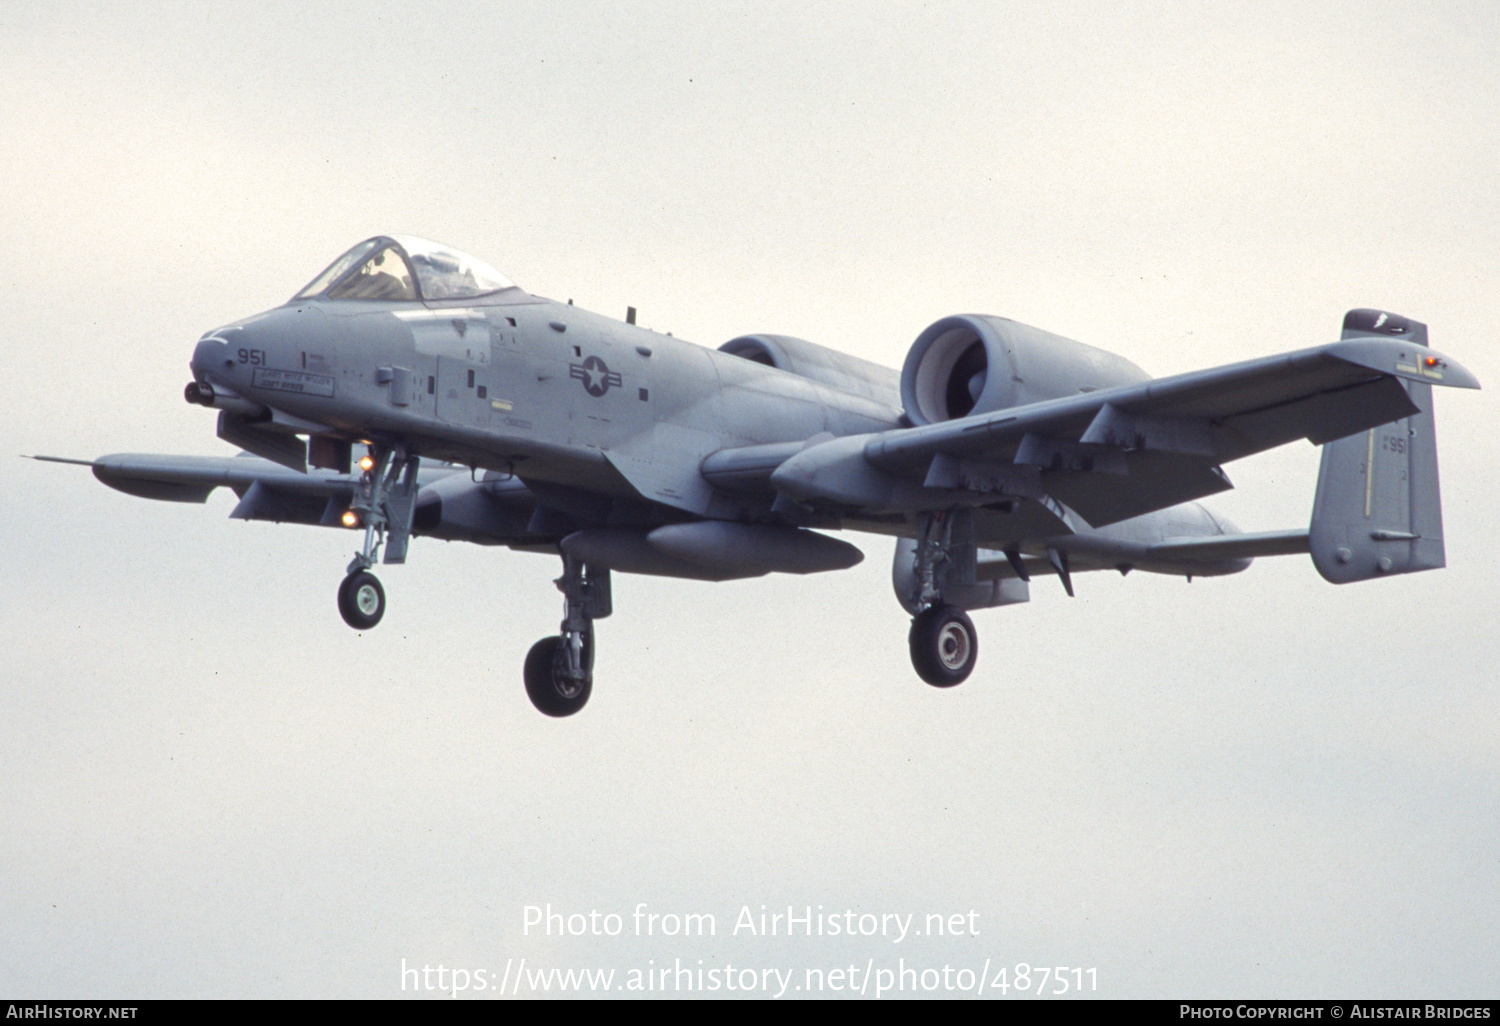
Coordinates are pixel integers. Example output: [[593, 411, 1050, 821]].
[[523, 555, 611, 717], [335, 444, 418, 631]]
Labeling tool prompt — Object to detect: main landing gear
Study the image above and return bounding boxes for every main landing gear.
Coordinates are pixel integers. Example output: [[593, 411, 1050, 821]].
[[524, 555, 612, 717], [336, 444, 419, 631], [906, 510, 980, 687], [909, 604, 978, 687]]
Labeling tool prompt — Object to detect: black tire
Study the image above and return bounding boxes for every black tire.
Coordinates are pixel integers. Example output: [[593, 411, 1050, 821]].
[[909, 604, 978, 687], [337, 570, 385, 630], [524, 634, 593, 717]]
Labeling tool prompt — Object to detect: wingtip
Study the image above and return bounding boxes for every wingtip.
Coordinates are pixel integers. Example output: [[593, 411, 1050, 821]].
[[1327, 337, 1480, 391], [1428, 350, 1481, 390]]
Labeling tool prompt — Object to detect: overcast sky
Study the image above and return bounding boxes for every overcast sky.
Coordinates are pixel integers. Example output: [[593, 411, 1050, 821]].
[[2, 0, 1497, 999]]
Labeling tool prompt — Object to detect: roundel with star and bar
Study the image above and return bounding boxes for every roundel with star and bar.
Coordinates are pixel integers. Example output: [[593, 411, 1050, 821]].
[[570, 355, 623, 397]]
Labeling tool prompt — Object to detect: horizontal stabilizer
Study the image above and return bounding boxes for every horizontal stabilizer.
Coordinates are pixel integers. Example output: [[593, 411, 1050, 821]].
[[1147, 529, 1310, 563]]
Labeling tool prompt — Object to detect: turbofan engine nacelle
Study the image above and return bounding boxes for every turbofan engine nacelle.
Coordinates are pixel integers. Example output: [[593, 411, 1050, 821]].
[[720, 334, 902, 406], [899, 314, 1151, 426]]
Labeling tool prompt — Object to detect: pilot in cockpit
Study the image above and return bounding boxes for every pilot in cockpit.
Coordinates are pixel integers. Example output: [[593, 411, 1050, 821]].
[[325, 246, 416, 301], [408, 251, 479, 300]]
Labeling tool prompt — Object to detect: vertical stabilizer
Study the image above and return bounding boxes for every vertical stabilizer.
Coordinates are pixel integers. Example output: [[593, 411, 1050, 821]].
[[1310, 310, 1445, 583]]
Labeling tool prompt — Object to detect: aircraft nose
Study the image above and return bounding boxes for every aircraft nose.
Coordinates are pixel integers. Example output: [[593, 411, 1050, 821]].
[[190, 334, 233, 382], [190, 320, 266, 385]]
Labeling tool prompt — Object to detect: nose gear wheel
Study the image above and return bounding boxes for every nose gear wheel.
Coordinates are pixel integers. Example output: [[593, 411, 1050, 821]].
[[337, 570, 386, 630]]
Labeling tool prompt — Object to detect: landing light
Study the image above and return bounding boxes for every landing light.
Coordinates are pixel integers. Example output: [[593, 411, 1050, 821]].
[[341, 510, 360, 528], [358, 455, 375, 472]]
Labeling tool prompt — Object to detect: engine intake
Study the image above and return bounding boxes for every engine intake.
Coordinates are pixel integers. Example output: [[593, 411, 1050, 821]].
[[900, 314, 1150, 425]]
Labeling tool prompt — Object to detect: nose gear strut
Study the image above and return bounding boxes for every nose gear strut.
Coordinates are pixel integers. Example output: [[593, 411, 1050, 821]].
[[336, 444, 420, 630]]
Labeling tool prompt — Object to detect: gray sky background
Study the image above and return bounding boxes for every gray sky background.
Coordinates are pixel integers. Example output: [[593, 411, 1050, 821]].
[[2, 0, 1497, 998]]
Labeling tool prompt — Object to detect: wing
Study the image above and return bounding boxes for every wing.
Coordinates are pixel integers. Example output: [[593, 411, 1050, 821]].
[[768, 335, 1478, 531]]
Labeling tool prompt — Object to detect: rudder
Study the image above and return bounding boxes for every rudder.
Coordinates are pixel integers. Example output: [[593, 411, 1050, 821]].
[[1310, 309, 1445, 583]]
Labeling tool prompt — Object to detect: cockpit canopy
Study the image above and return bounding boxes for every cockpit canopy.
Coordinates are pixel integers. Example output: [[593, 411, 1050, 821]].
[[294, 236, 516, 302]]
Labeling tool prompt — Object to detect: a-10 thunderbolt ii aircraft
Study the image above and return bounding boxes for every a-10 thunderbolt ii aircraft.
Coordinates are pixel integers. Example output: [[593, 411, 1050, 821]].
[[38, 235, 1479, 716]]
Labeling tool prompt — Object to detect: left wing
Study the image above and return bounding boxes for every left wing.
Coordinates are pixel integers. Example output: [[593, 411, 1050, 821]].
[[768, 335, 1477, 529]]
